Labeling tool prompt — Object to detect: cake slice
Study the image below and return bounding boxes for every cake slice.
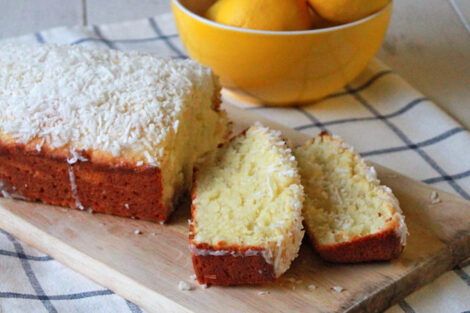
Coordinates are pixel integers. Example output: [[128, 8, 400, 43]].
[[295, 133, 407, 263], [0, 43, 229, 222], [190, 124, 304, 285]]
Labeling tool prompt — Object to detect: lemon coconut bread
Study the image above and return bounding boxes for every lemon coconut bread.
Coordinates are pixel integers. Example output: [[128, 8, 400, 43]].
[[295, 133, 408, 263], [190, 124, 305, 285], [0, 44, 229, 222]]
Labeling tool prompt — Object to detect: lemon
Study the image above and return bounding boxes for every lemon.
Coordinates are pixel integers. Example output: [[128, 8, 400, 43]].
[[205, 0, 313, 31], [307, 0, 389, 24], [309, 7, 336, 29]]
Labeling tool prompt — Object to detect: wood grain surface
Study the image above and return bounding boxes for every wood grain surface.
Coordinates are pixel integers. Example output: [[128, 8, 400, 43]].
[[0, 103, 469, 313]]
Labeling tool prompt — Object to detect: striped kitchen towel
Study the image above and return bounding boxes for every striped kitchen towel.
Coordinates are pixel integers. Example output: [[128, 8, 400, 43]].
[[1, 12, 469, 313]]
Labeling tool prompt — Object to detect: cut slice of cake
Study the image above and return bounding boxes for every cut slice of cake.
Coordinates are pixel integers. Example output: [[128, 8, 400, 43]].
[[190, 124, 304, 285], [295, 133, 407, 263], [0, 43, 229, 222]]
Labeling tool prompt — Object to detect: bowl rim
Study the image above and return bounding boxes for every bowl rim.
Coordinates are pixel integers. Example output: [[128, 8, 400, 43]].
[[172, 0, 392, 35]]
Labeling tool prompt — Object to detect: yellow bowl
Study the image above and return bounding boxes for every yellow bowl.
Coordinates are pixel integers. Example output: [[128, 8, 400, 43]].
[[172, 0, 392, 106]]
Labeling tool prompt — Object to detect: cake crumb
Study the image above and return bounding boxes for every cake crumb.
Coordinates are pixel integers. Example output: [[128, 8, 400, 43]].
[[130, 216, 136, 220], [136, 161, 144, 166], [430, 191, 441, 204], [87, 208, 94, 214], [24, 184, 28, 188], [257, 291, 269, 295], [99, 222, 106, 227], [150, 232, 157, 236], [332, 286, 344, 293], [178, 281, 192, 291], [190, 274, 197, 281], [308, 285, 316, 291], [258, 270, 263, 274], [201, 284, 208, 289], [134, 229, 142, 235], [159, 221, 165, 225], [124, 203, 129, 209]]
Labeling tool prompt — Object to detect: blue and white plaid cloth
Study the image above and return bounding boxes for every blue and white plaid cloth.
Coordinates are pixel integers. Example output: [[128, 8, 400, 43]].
[[1, 12, 469, 313]]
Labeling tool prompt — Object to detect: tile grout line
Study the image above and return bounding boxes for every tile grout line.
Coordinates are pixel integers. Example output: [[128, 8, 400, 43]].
[[398, 300, 417, 313], [361, 127, 466, 157], [0, 290, 113, 300], [325, 70, 394, 99], [70, 34, 179, 46], [295, 107, 327, 133], [422, 169, 470, 184], [92, 25, 116, 49], [34, 32, 45, 44], [126, 300, 143, 313], [447, 0, 470, 37], [454, 266, 470, 287], [0, 248, 53, 261], [148, 17, 187, 59], [293, 97, 429, 131], [82, 0, 88, 26]]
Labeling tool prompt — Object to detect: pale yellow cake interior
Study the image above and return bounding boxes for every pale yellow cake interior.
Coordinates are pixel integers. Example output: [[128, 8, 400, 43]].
[[295, 135, 400, 246], [192, 125, 303, 248], [158, 90, 228, 209]]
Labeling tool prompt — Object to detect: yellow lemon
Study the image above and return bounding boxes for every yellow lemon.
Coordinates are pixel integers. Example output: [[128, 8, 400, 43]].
[[205, 0, 313, 31], [309, 7, 336, 29], [308, 0, 389, 24]]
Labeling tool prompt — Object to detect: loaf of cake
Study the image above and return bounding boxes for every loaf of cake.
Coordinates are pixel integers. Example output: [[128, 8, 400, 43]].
[[0, 43, 229, 222], [190, 124, 304, 285], [295, 133, 407, 263]]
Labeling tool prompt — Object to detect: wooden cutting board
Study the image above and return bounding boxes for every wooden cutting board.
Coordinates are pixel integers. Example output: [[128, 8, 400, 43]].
[[1, 103, 470, 313]]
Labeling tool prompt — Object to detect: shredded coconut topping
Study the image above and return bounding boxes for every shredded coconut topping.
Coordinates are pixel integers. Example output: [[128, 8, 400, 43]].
[[0, 43, 216, 165], [430, 191, 441, 204], [177, 281, 193, 291], [332, 286, 345, 293], [308, 284, 316, 291], [190, 244, 274, 264], [68, 166, 84, 210]]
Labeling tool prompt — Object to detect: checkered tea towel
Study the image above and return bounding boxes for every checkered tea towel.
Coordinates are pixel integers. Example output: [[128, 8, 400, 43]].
[[1, 12, 469, 313]]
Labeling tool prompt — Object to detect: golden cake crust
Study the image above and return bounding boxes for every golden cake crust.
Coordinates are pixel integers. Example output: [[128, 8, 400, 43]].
[[306, 224, 404, 263], [190, 244, 276, 286], [0, 140, 171, 222]]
